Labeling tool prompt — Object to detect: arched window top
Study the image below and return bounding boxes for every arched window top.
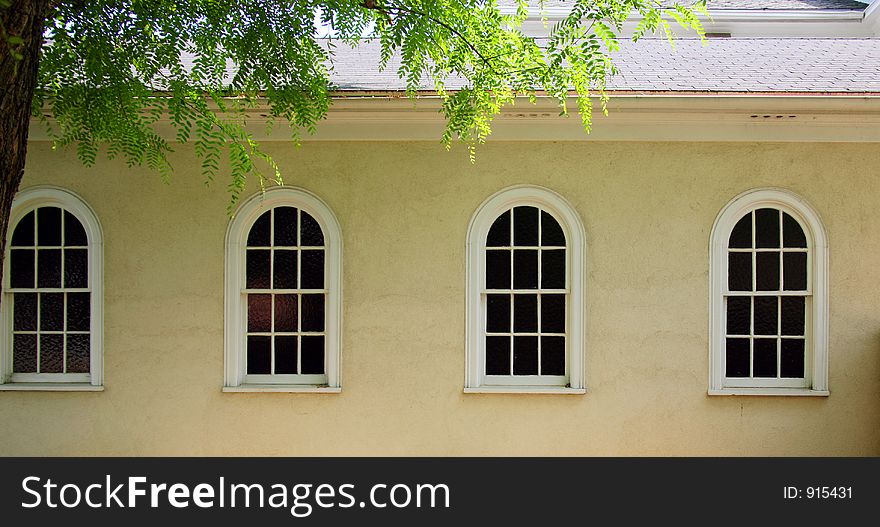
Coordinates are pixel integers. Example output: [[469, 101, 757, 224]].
[[709, 188, 828, 396]]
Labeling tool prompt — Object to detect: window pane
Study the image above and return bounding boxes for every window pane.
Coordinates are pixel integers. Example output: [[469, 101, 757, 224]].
[[755, 252, 780, 291], [541, 211, 565, 246], [274, 294, 298, 332], [10, 249, 35, 288], [301, 250, 324, 289], [754, 208, 780, 248], [40, 334, 64, 373], [274, 207, 298, 246], [485, 250, 510, 289], [753, 296, 778, 336], [66, 334, 90, 373], [37, 249, 62, 288], [246, 336, 271, 374], [11, 211, 34, 246], [541, 336, 565, 375], [67, 292, 91, 331], [486, 210, 510, 247], [783, 252, 807, 291], [64, 248, 88, 288], [13, 293, 37, 331], [64, 211, 88, 246], [13, 334, 37, 373], [301, 294, 325, 332], [541, 249, 566, 289], [728, 213, 751, 249], [246, 250, 271, 289], [782, 212, 807, 248], [247, 294, 272, 332], [727, 252, 752, 291], [486, 336, 510, 375], [753, 338, 777, 377], [486, 294, 510, 332], [541, 294, 565, 333], [725, 296, 750, 335], [780, 297, 805, 336], [513, 336, 538, 375], [725, 338, 749, 377], [513, 206, 539, 246], [513, 249, 538, 289], [301, 336, 324, 374], [275, 336, 298, 374], [781, 339, 805, 378], [40, 292, 64, 331], [247, 211, 271, 247], [272, 250, 297, 289], [513, 294, 537, 332], [300, 211, 324, 246], [37, 207, 62, 246]]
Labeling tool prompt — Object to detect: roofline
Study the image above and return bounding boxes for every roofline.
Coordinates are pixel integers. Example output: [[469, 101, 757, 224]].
[[328, 90, 880, 98], [502, 7, 867, 22]]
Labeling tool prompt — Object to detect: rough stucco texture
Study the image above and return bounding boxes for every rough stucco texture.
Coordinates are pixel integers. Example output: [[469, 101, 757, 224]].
[[2, 140, 878, 455]]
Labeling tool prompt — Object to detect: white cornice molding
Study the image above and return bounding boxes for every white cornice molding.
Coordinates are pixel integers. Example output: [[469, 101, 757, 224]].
[[865, 0, 880, 26]]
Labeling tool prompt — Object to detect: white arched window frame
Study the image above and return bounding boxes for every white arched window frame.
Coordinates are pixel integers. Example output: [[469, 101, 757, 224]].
[[709, 188, 828, 396], [0, 186, 104, 391], [465, 185, 586, 394], [224, 187, 342, 393]]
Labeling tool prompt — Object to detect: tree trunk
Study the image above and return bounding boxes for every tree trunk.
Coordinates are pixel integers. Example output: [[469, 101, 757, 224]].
[[0, 0, 50, 305]]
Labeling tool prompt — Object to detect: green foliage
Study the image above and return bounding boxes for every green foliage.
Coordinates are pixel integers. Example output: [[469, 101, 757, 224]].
[[34, 0, 706, 207]]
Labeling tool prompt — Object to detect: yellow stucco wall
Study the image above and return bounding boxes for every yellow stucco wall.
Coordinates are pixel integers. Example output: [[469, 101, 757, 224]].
[[1, 140, 878, 455]]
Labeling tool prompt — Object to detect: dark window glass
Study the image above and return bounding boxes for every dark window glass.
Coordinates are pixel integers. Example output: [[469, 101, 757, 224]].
[[726, 296, 750, 335], [13, 334, 37, 373], [40, 293, 64, 331], [513, 336, 538, 375], [37, 249, 61, 288], [66, 334, 90, 373], [10, 249, 35, 288], [275, 336, 298, 374], [728, 213, 752, 249], [301, 294, 325, 332], [64, 249, 88, 288], [274, 207, 298, 246], [486, 294, 510, 333], [781, 339, 805, 378], [541, 294, 566, 333], [513, 294, 537, 332], [541, 211, 565, 246], [301, 250, 324, 289], [754, 208, 780, 248], [11, 211, 34, 246], [755, 252, 779, 291], [13, 293, 37, 331], [300, 211, 324, 246], [246, 250, 271, 289], [272, 250, 297, 289], [753, 338, 777, 377], [726, 338, 750, 377], [783, 252, 807, 291], [301, 336, 324, 374], [486, 210, 510, 247], [780, 297, 806, 336], [485, 251, 510, 289], [782, 213, 807, 248], [40, 334, 64, 373], [247, 211, 271, 247], [513, 249, 538, 289], [64, 212, 87, 246], [247, 294, 272, 332], [727, 252, 752, 291], [274, 294, 298, 332], [67, 293, 91, 331], [513, 206, 539, 246], [541, 250, 566, 289], [753, 296, 778, 336], [485, 336, 510, 375], [247, 336, 271, 374], [37, 207, 62, 246], [541, 336, 565, 375]]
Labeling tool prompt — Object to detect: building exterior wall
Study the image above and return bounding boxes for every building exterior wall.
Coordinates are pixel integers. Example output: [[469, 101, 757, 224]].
[[1, 139, 878, 455]]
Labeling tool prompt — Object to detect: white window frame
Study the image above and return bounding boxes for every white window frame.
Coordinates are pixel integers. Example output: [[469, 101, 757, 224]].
[[465, 185, 586, 394], [223, 187, 342, 393], [0, 186, 104, 392], [709, 188, 828, 396]]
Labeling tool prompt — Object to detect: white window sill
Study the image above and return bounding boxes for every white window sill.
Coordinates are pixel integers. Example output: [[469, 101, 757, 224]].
[[222, 385, 341, 394], [464, 386, 586, 395], [0, 383, 104, 392], [708, 388, 829, 397]]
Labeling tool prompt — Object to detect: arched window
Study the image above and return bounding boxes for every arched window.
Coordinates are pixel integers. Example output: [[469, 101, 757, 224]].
[[224, 187, 342, 392], [466, 186, 585, 394], [709, 188, 828, 396], [1, 187, 103, 391]]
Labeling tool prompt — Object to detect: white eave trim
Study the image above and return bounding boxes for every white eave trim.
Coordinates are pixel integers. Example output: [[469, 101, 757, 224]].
[[502, 7, 866, 22]]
